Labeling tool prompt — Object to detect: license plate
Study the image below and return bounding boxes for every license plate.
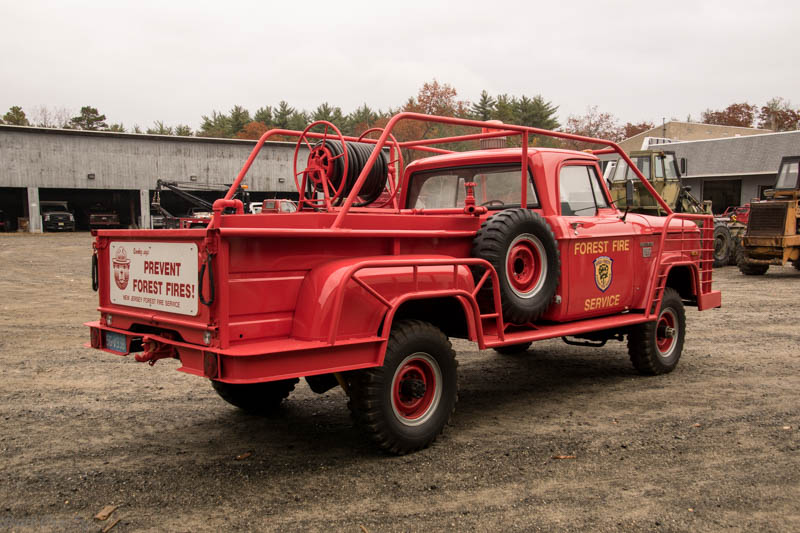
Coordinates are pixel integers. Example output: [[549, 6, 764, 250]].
[[105, 331, 128, 354], [58, 222, 64, 226]]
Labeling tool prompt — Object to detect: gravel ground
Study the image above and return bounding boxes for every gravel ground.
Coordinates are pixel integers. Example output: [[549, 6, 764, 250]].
[[1, 232, 798, 532]]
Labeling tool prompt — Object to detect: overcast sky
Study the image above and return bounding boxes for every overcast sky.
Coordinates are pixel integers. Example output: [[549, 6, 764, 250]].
[[2, 0, 798, 131]]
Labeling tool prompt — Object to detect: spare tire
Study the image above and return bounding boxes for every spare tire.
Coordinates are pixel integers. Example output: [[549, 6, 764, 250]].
[[712, 223, 733, 268], [472, 209, 560, 324]]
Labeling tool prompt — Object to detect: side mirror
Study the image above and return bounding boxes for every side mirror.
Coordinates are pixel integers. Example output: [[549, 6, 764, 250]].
[[625, 180, 634, 209], [680, 158, 687, 175]]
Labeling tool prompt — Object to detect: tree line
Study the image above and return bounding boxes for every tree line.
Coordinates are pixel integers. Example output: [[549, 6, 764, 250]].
[[3, 81, 798, 151]]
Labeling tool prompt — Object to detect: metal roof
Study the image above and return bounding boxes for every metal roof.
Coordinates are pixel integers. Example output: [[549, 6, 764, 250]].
[[654, 130, 800, 178], [0, 124, 295, 147]]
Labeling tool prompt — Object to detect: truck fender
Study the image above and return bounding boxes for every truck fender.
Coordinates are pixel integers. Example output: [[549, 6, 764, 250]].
[[291, 255, 476, 343], [659, 261, 701, 303]]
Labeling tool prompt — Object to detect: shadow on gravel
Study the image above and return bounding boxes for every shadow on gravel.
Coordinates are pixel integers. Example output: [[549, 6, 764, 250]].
[[142, 345, 640, 465]]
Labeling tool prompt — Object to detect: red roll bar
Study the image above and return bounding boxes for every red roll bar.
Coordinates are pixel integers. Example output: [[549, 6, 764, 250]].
[[216, 112, 672, 231]]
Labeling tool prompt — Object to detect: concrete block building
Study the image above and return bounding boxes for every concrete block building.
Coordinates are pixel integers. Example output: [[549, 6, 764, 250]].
[[0, 125, 301, 232]]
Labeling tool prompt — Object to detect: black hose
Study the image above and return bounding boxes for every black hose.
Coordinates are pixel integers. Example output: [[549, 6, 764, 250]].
[[310, 140, 388, 206], [91, 253, 98, 292], [199, 254, 215, 306]]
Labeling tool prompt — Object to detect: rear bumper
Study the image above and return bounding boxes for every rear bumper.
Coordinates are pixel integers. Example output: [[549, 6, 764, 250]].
[[84, 321, 385, 384], [742, 236, 800, 264]]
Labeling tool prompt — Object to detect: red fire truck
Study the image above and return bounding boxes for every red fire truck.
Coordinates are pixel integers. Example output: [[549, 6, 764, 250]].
[[86, 113, 720, 454]]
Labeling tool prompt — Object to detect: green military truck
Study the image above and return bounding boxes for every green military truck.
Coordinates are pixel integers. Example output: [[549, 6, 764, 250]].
[[605, 150, 740, 267]]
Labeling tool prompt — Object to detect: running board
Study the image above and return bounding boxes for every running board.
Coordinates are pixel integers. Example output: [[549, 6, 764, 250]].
[[482, 313, 652, 348]]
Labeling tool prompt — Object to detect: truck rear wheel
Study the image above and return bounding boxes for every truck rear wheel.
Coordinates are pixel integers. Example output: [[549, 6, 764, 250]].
[[347, 320, 458, 455], [712, 224, 732, 267], [627, 287, 685, 375], [472, 208, 560, 324], [211, 378, 299, 413]]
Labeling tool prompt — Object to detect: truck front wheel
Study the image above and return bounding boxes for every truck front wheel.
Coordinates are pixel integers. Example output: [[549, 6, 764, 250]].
[[347, 320, 458, 455], [627, 287, 685, 375], [211, 378, 299, 414]]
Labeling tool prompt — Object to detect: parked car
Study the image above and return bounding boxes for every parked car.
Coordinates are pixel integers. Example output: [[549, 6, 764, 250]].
[[40, 201, 75, 231], [260, 199, 297, 213], [88, 204, 121, 229]]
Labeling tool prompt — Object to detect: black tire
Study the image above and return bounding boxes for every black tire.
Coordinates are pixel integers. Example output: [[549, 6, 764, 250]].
[[728, 233, 742, 266], [472, 208, 560, 324], [712, 224, 732, 267], [627, 287, 685, 375], [347, 320, 458, 455], [211, 378, 299, 413], [737, 252, 769, 276], [493, 342, 533, 355]]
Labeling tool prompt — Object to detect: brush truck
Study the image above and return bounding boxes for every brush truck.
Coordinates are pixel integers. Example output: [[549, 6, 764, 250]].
[[85, 113, 721, 454]]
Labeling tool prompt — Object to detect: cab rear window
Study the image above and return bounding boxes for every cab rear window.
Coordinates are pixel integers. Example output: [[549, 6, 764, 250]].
[[406, 164, 538, 209]]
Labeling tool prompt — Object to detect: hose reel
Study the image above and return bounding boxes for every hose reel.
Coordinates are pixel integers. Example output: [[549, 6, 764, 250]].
[[307, 140, 388, 206], [293, 121, 389, 208]]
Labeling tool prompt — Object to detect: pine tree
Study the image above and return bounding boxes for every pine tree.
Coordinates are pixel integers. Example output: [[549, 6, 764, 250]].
[[70, 106, 108, 130], [3, 106, 30, 125], [273, 101, 295, 130], [471, 91, 496, 121]]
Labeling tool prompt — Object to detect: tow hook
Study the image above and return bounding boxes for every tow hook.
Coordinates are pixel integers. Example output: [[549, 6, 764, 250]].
[[135, 336, 178, 366]]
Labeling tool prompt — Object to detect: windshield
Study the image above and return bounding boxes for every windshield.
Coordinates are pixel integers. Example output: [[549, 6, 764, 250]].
[[775, 159, 799, 189], [407, 164, 538, 209]]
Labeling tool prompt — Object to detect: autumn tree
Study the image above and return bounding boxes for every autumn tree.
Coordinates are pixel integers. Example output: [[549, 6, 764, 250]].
[[561, 106, 623, 150], [3, 106, 30, 126], [757, 97, 799, 131], [701, 102, 757, 128], [621, 121, 655, 139], [236, 121, 269, 140], [380, 80, 470, 160], [70, 106, 108, 130]]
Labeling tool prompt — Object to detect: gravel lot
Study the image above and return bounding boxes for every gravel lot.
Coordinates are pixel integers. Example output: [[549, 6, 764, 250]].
[[1, 232, 798, 532]]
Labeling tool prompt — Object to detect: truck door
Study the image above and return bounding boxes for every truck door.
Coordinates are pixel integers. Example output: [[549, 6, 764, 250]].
[[558, 162, 637, 319]]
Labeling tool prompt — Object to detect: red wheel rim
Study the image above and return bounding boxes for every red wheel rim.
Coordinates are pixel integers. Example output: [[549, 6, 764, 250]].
[[656, 309, 678, 356], [391, 353, 441, 426], [505, 234, 546, 298]]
